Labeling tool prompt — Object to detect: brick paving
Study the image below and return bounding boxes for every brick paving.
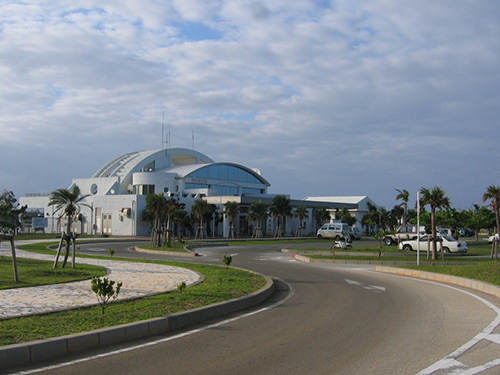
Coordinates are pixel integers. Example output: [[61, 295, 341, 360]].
[[0, 243, 201, 319]]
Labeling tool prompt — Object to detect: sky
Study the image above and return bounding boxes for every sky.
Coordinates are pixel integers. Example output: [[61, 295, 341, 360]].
[[1, 0, 499, 211]]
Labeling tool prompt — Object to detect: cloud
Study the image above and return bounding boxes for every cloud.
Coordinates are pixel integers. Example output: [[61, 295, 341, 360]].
[[0, 0, 499, 210]]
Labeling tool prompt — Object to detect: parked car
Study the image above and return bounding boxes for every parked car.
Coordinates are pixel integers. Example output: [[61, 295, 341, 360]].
[[438, 227, 455, 237], [317, 222, 351, 240], [460, 228, 475, 237], [489, 234, 499, 243], [350, 227, 362, 240], [398, 233, 468, 253], [383, 224, 425, 246]]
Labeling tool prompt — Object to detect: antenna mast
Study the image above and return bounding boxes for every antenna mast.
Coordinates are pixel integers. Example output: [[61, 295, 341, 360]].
[[192, 129, 194, 150], [161, 111, 165, 149]]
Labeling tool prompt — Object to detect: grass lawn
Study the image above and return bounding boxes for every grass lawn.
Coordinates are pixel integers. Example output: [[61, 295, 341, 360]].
[[299, 240, 500, 287], [138, 242, 191, 253], [0, 257, 107, 289], [0, 243, 266, 346], [401, 262, 500, 286]]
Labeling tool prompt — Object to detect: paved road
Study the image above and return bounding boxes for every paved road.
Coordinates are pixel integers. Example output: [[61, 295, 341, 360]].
[[8, 241, 500, 375]]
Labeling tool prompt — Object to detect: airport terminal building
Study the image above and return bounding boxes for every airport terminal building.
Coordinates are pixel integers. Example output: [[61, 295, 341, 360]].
[[20, 148, 376, 237]]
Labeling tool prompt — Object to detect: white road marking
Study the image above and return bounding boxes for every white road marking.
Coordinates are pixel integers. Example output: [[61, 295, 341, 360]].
[[345, 278, 386, 293], [373, 272, 500, 375], [10, 279, 295, 375]]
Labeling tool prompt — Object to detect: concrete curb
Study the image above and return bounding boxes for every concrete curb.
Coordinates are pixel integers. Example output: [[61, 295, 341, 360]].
[[291, 253, 471, 266], [374, 265, 500, 298], [0, 275, 275, 371], [134, 246, 200, 257]]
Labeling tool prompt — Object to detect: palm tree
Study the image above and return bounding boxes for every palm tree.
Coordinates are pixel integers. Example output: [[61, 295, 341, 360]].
[[248, 200, 268, 239], [482, 185, 500, 259], [223, 201, 239, 239], [172, 207, 189, 241], [395, 188, 410, 225], [164, 198, 181, 246], [48, 185, 90, 268], [142, 194, 167, 247], [313, 207, 330, 231], [420, 187, 450, 260], [363, 202, 380, 235], [191, 199, 210, 239], [269, 195, 292, 238], [293, 206, 309, 237]]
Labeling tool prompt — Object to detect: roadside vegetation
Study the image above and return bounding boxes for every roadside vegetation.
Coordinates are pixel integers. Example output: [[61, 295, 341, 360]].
[[0, 257, 107, 289], [0, 242, 266, 346]]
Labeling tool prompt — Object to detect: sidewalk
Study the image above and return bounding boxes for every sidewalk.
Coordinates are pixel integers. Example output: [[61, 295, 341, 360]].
[[0, 243, 201, 320]]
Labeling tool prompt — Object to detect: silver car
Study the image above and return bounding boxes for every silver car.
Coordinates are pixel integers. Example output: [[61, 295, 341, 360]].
[[398, 233, 468, 253], [350, 227, 362, 240]]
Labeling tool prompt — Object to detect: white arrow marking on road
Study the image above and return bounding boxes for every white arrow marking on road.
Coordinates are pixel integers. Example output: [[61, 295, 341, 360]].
[[345, 279, 363, 286], [345, 279, 386, 293]]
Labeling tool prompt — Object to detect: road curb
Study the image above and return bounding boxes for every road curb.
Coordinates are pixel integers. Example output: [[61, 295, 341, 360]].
[[0, 275, 275, 371], [374, 265, 500, 298], [290, 253, 472, 266], [134, 246, 200, 257]]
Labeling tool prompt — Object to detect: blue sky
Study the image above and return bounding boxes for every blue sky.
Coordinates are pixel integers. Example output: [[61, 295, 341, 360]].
[[1, 1, 499, 210]]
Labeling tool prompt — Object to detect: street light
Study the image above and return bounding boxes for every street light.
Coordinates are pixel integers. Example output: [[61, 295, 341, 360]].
[[417, 191, 420, 266]]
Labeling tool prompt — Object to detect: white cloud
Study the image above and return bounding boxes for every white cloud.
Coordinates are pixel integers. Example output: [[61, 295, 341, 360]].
[[0, 0, 499, 209]]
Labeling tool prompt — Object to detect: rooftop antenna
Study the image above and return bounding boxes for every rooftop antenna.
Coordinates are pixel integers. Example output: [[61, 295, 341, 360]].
[[161, 111, 165, 149], [192, 129, 194, 150]]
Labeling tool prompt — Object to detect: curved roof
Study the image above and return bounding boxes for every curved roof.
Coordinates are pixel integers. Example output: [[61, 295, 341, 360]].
[[170, 162, 270, 186], [92, 148, 214, 180]]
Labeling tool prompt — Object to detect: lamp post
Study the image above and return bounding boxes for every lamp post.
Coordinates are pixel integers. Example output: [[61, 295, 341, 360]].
[[417, 191, 420, 266]]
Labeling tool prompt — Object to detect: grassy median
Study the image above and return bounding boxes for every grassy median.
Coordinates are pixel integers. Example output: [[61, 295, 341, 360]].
[[0, 243, 266, 346], [0, 257, 107, 289]]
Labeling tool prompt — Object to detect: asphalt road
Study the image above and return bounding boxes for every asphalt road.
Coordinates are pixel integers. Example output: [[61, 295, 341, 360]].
[[11, 241, 500, 375]]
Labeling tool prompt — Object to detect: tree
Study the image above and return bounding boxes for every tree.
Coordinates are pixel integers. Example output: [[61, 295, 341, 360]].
[[482, 185, 500, 259], [142, 195, 183, 247], [223, 201, 239, 239], [362, 202, 380, 235], [0, 190, 26, 234], [48, 185, 90, 268], [142, 194, 166, 247], [164, 198, 182, 246], [338, 206, 357, 227], [191, 199, 210, 239], [269, 195, 292, 238], [313, 207, 330, 230], [420, 187, 450, 260], [91, 276, 122, 314], [389, 205, 404, 230], [395, 189, 410, 225], [468, 205, 496, 241], [0, 190, 25, 282], [293, 206, 309, 237], [436, 208, 467, 238], [248, 200, 268, 238], [172, 207, 189, 241]]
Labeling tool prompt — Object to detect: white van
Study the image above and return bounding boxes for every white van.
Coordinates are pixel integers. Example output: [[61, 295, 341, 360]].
[[317, 222, 351, 240]]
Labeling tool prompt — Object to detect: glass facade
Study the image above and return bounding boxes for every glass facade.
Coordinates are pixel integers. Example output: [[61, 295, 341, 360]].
[[184, 165, 266, 196], [187, 165, 262, 184]]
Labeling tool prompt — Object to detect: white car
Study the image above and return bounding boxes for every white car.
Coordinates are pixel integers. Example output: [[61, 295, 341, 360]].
[[398, 233, 468, 253], [317, 222, 351, 240], [489, 234, 499, 243]]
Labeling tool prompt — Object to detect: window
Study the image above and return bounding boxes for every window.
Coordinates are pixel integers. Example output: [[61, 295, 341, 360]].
[[188, 165, 262, 184], [143, 161, 155, 172], [137, 185, 155, 195]]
